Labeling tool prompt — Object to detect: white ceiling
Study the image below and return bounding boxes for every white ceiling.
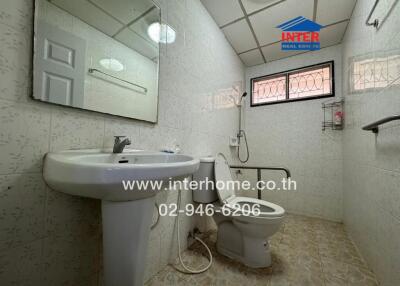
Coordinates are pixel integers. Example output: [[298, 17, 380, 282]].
[[201, 0, 357, 67], [49, 0, 159, 60]]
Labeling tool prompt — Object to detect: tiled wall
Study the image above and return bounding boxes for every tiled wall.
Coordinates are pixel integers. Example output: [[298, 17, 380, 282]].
[[0, 0, 244, 284], [341, 0, 400, 285], [243, 45, 343, 222]]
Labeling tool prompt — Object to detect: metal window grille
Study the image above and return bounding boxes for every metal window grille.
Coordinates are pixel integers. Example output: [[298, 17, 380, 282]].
[[251, 61, 334, 106]]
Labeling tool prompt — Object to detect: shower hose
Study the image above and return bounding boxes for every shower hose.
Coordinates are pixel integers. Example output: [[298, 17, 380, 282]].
[[237, 129, 250, 163], [175, 189, 213, 274]]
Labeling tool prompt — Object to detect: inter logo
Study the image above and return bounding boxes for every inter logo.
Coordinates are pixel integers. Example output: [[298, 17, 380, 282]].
[[277, 16, 324, 51]]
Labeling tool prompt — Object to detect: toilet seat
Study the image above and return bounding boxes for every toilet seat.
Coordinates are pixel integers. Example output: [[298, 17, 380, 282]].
[[214, 153, 285, 224], [224, 196, 285, 218]]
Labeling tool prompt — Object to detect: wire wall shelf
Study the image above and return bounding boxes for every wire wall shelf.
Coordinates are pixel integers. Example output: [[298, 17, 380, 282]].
[[322, 99, 344, 131]]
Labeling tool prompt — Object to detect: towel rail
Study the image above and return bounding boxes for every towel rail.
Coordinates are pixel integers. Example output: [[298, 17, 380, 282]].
[[88, 68, 147, 93], [362, 115, 400, 133], [366, 0, 380, 28]]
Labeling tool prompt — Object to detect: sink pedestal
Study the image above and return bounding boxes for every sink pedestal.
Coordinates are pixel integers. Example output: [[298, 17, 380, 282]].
[[43, 149, 199, 285], [102, 197, 155, 286]]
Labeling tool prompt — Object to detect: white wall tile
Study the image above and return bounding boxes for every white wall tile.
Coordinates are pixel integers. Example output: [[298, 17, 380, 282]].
[[0, 100, 50, 174], [49, 108, 105, 152], [342, 0, 400, 284], [0, 173, 46, 250], [244, 45, 343, 222], [0, 23, 31, 102], [0, 239, 43, 285], [0, 0, 33, 33], [0, 0, 244, 284]]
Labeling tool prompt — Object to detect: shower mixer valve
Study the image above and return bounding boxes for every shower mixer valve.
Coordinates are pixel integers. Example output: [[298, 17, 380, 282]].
[[229, 136, 239, 147]]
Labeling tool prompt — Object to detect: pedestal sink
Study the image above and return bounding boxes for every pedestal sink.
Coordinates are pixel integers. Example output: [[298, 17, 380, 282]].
[[43, 149, 199, 286]]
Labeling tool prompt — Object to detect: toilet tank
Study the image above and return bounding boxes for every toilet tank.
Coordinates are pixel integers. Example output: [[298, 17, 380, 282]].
[[192, 157, 218, 203]]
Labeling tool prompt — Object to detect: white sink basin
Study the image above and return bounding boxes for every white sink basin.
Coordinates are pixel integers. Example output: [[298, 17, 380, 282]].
[[43, 148, 200, 286], [43, 149, 200, 201]]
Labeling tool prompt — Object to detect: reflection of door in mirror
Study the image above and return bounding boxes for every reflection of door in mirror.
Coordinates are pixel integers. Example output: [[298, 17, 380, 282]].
[[34, 21, 87, 107], [32, 0, 161, 123]]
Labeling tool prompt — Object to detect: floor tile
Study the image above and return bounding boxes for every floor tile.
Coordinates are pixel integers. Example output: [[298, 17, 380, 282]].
[[145, 214, 379, 286]]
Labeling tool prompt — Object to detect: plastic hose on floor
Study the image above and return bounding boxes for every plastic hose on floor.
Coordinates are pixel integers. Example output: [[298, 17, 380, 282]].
[[175, 189, 213, 274]]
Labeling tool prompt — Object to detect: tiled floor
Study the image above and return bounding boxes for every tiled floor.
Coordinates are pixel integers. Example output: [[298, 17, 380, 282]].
[[145, 214, 379, 286]]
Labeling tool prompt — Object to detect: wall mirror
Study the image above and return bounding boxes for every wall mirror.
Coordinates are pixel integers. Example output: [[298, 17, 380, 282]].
[[33, 0, 163, 122]]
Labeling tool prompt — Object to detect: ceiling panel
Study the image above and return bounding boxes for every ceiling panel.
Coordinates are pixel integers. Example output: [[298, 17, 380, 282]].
[[261, 42, 304, 62], [200, 0, 244, 27], [319, 21, 348, 48], [222, 19, 258, 53], [200, 0, 354, 67], [114, 28, 158, 60], [239, 49, 264, 66], [241, 0, 284, 15], [249, 0, 314, 46], [316, 0, 357, 25], [52, 0, 123, 36], [90, 0, 155, 25]]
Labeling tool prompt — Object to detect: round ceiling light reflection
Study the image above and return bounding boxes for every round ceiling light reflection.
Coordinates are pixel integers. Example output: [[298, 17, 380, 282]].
[[147, 22, 176, 44], [99, 58, 124, 72]]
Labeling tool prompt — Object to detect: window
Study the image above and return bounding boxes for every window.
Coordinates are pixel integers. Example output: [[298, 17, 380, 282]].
[[251, 61, 334, 106], [350, 52, 400, 93]]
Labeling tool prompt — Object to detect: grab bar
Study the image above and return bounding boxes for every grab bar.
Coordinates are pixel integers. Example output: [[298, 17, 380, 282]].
[[362, 115, 400, 133], [366, 0, 380, 28], [230, 165, 291, 199], [88, 68, 147, 93]]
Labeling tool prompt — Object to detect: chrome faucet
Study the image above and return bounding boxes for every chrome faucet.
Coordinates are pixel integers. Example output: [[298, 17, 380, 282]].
[[113, 136, 131, 153]]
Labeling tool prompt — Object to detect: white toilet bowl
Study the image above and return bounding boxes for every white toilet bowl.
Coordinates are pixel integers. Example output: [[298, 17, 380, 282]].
[[212, 153, 285, 268]]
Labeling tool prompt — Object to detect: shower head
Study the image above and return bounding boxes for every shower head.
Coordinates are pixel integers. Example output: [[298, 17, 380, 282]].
[[237, 92, 247, 106]]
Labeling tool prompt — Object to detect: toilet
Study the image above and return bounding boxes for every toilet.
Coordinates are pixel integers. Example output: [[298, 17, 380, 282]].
[[192, 153, 285, 268]]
